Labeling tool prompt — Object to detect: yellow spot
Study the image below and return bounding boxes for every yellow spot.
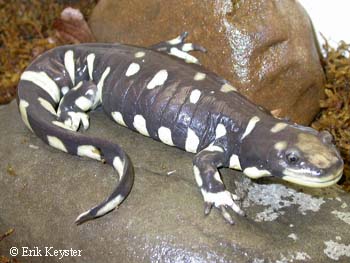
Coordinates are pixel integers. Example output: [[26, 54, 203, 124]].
[[47, 136, 67, 152], [19, 100, 33, 132], [274, 141, 287, 151], [296, 133, 338, 169], [220, 83, 237, 92], [77, 145, 101, 161], [271, 123, 288, 133], [134, 51, 146, 58], [194, 72, 206, 81], [38, 97, 56, 115]]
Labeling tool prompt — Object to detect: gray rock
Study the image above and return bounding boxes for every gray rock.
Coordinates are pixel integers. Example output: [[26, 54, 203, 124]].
[[1, 101, 349, 262]]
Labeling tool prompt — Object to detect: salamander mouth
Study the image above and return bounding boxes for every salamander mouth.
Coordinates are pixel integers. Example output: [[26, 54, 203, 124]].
[[281, 167, 343, 188]]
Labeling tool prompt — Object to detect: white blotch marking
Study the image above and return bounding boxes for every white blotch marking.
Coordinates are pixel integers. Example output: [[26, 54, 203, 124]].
[[243, 167, 271, 179], [77, 145, 101, 161], [19, 100, 33, 132], [182, 43, 194, 52], [65, 111, 89, 131], [147, 70, 168, 89], [215, 123, 227, 139], [185, 128, 200, 153], [189, 89, 201, 104], [111, 111, 127, 127], [78, 112, 89, 130], [194, 72, 206, 81], [205, 143, 224, 152], [220, 83, 237, 92], [52, 121, 75, 131], [87, 53, 95, 80], [81, 115, 90, 130], [21, 71, 60, 103], [274, 141, 288, 151], [47, 135, 67, 152], [88, 89, 99, 110], [38, 97, 56, 115], [75, 96, 93, 111], [96, 195, 124, 217], [113, 156, 125, 179], [97, 66, 111, 102], [61, 86, 69, 95], [63, 116, 73, 130], [64, 50, 75, 85], [241, 116, 260, 140], [170, 47, 199, 64], [75, 210, 90, 223], [134, 51, 146, 58], [86, 89, 94, 96], [158, 127, 174, 146], [168, 35, 182, 45], [213, 172, 222, 183], [72, 81, 83, 91], [229, 154, 242, 170], [271, 122, 288, 133], [133, 115, 149, 136], [125, 62, 140, 77], [193, 166, 203, 187]]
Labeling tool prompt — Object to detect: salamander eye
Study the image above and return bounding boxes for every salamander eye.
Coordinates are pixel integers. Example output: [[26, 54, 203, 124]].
[[286, 151, 300, 164]]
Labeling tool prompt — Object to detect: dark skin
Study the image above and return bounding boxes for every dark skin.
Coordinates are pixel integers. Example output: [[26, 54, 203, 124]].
[[17, 34, 344, 224]]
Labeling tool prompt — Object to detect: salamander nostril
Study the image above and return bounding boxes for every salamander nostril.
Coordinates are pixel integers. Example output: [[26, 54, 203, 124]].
[[319, 130, 333, 144]]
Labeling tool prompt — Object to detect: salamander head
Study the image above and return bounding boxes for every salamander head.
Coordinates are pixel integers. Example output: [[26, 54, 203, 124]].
[[239, 121, 343, 188]]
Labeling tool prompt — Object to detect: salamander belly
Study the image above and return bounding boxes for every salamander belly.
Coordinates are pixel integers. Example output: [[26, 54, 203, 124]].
[[101, 47, 227, 153]]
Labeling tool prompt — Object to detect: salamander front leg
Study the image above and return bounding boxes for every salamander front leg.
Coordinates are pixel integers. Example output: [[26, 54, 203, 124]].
[[193, 147, 245, 225], [150, 32, 207, 64]]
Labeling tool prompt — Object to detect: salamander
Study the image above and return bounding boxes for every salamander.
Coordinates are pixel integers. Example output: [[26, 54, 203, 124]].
[[17, 33, 344, 225]]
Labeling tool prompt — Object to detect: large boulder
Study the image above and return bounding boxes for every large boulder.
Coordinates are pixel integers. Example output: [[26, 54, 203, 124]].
[[89, 0, 325, 125]]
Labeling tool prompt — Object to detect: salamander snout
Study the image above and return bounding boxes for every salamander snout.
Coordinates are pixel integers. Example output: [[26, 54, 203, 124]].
[[239, 123, 343, 188]]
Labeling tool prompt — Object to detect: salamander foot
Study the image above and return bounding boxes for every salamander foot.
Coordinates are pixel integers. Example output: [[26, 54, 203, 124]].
[[150, 31, 207, 64], [202, 190, 245, 225]]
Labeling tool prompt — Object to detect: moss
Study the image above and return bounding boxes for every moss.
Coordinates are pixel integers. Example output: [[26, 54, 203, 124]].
[[0, 0, 96, 104], [312, 41, 350, 191]]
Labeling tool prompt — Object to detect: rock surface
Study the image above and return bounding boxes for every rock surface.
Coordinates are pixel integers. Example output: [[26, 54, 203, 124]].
[[1, 101, 350, 262], [89, 0, 325, 125]]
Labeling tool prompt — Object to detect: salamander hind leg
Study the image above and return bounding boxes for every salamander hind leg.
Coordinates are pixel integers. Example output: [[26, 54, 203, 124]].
[[150, 32, 207, 64], [56, 80, 99, 131], [193, 144, 245, 225]]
